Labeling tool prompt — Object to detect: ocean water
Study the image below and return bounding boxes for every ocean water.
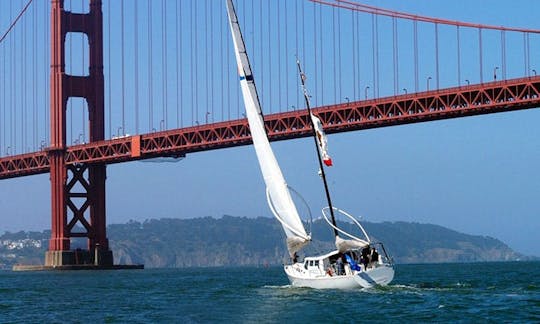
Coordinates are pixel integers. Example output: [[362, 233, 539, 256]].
[[1, 262, 538, 323]]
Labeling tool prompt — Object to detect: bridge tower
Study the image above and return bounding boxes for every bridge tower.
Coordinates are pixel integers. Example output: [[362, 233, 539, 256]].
[[46, 0, 112, 266]]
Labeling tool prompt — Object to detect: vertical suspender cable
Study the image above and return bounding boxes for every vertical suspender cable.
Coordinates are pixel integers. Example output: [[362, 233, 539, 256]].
[[190, 0, 194, 124], [11, 0, 14, 154], [337, 6, 342, 101], [259, 0, 264, 109], [23, 2, 27, 152], [457, 26, 461, 85], [210, 0, 214, 123], [284, 0, 288, 110], [149, 0, 153, 130], [45, 0, 49, 144], [194, 1, 199, 122], [82, 0, 86, 141], [121, 0, 125, 135], [414, 19, 418, 93], [313, 2, 317, 105], [501, 30, 506, 79], [392, 17, 397, 95], [219, 0, 224, 122], [175, 0, 180, 127], [162, 0, 167, 129], [525, 33, 531, 76], [69, 5, 73, 143], [33, 1, 37, 150], [319, 3, 323, 104], [1, 16, 4, 154], [371, 14, 376, 99], [277, 0, 282, 112], [227, 2, 230, 122], [107, 0, 111, 138], [479, 28, 483, 83], [268, 0, 272, 113], [295, 0, 299, 108], [332, 7, 336, 102], [133, 0, 138, 134], [435, 23, 439, 89], [352, 11, 356, 100], [203, 0, 208, 123]]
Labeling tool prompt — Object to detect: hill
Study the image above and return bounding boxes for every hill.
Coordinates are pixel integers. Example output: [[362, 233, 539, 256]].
[[0, 216, 528, 269]]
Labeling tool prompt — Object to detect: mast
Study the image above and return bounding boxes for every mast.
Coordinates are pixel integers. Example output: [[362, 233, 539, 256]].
[[296, 59, 339, 237]]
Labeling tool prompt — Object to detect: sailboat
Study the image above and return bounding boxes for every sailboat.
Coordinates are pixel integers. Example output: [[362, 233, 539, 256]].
[[226, 0, 394, 289]]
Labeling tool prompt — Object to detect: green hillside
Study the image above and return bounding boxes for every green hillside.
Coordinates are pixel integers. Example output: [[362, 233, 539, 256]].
[[0, 216, 527, 269]]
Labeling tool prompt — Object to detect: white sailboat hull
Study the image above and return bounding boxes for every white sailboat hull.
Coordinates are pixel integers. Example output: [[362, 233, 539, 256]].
[[284, 263, 394, 289]]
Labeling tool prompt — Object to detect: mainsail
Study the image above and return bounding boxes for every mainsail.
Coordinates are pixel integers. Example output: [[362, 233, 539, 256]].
[[226, 0, 310, 256]]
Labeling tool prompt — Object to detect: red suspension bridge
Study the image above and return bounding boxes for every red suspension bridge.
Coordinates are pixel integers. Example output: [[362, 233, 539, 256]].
[[0, 0, 539, 267]]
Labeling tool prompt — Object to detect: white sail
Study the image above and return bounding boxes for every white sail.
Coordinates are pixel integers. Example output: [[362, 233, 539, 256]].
[[226, 0, 310, 256]]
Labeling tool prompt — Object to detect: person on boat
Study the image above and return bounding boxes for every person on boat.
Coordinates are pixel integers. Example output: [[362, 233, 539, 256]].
[[370, 248, 379, 267], [336, 255, 344, 275], [292, 252, 298, 263], [361, 246, 370, 269], [326, 266, 334, 276]]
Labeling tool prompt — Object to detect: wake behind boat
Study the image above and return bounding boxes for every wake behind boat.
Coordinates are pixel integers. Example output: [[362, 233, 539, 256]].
[[226, 0, 394, 289]]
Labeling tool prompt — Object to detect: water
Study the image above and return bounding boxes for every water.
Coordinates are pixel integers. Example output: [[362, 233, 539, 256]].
[[1, 262, 538, 323]]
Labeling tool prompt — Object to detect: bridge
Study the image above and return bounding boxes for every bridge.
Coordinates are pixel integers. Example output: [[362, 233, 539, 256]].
[[0, 0, 538, 267]]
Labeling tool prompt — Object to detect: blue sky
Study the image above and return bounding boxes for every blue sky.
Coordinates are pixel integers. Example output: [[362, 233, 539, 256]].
[[0, 0, 539, 257]]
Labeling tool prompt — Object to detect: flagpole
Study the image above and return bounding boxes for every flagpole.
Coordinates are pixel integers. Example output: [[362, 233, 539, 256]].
[[296, 58, 339, 237]]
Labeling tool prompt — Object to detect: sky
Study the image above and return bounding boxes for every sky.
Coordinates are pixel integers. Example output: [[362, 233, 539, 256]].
[[0, 0, 539, 257]]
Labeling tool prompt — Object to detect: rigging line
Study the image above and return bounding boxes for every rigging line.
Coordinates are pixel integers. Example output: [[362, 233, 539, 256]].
[[135, 0, 139, 134], [0, 0, 33, 44], [296, 59, 338, 237]]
